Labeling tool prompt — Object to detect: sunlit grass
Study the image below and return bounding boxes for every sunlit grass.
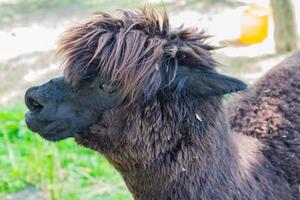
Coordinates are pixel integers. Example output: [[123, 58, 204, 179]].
[[0, 105, 132, 200]]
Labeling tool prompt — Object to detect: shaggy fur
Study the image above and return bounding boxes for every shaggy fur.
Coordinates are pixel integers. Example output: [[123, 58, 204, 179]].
[[227, 51, 300, 192], [57, 7, 216, 103], [31, 7, 299, 199]]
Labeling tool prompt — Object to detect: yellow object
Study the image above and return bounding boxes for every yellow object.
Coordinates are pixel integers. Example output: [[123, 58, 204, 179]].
[[240, 5, 272, 45]]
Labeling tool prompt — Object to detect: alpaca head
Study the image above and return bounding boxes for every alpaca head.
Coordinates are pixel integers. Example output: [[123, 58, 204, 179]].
[[25, 7, 246, 150]]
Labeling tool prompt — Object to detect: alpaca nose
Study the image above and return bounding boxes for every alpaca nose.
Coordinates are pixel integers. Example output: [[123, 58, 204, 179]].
[[25, 87, 44, 112]]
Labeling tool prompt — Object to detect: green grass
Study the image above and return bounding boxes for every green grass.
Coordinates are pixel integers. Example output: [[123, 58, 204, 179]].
[[0, 105, 132, 200]]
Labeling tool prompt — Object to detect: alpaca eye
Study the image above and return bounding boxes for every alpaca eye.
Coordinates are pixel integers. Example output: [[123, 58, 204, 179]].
[[100, 83, 117, 94]]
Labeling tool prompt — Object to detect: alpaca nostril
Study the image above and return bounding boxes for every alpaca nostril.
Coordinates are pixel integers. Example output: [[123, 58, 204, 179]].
[[25, 87, 44, 112], [27, 97, 44, 112]]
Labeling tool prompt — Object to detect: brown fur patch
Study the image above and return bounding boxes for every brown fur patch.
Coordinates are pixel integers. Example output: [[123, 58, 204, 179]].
[[231, 133, 263, 180]]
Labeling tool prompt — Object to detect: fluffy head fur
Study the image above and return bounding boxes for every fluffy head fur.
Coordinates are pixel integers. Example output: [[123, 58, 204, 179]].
[[57, 7, 216, 102]]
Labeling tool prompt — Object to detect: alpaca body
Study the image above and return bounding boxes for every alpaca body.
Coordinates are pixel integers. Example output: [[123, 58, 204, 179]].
[[227, 51, 300, 192], [24, 7, 299, 200]]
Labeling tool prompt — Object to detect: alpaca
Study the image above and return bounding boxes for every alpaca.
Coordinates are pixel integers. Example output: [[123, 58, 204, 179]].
[[24, 7, 299, 199], [227, 51, 300, 192]]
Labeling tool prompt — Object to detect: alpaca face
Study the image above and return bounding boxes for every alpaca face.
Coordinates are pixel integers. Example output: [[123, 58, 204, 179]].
[[24, 66, 246, 142], [25, 76, 121, 141], [25, 8, 247, 144]]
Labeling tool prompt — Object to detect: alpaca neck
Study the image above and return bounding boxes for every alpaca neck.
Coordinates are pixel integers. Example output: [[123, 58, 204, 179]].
[[120, 104, 293, 199], [77, 97, 294, 199], [122, 104, 244, 199]]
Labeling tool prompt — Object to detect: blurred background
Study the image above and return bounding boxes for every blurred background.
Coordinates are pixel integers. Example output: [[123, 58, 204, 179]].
[[0, 0, 299, 200]]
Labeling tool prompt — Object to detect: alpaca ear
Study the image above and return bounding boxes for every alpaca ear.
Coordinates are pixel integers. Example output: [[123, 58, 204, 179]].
[[174, 67, 247, 97]]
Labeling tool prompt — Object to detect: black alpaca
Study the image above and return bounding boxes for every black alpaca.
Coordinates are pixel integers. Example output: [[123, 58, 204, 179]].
[[25, 7, 299, 200]]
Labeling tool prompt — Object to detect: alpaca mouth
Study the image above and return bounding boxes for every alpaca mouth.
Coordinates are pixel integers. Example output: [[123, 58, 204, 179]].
[[38, 129, 74, 141], [25, 112, 75, 141]]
